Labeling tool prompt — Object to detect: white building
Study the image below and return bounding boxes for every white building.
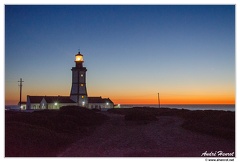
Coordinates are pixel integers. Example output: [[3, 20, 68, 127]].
[[40, 96, 76, 109], [26, 96, 44, 110], [18, 101, 27, 110], [26, 96, 76, 110], [88, 97, 114, 109]]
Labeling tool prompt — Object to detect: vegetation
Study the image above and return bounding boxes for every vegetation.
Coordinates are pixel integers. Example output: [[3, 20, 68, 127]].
[[108, 107, 235, 140], [181, 110, 235, 140], [5, 106, 108, 157], [124, 108, 158, 122], [5, 106, 234, 157], [108, 107, 188, 116]]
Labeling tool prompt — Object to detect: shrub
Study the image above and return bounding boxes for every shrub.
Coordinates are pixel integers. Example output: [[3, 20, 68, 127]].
[[181, 110, 235, 140], [124, 109, 158, 121], [5, 106, 108, 157], [59, 106, 108, 126], [5, 121, 73, 157]]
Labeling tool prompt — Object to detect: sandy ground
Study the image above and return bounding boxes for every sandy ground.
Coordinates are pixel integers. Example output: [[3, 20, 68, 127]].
[[58, 112, 235, 157]]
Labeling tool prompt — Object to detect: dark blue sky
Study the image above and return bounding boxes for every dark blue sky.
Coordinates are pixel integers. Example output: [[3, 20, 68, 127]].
[[5, 5, 235, 104]]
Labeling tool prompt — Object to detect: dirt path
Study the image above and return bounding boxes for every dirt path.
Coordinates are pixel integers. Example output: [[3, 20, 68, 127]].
[[58, 112, 234, 157]]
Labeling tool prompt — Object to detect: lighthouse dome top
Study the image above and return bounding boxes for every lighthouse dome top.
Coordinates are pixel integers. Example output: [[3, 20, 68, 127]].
[[75, 51, 84, 62]]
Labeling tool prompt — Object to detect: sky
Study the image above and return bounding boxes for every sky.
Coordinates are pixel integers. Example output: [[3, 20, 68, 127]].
[[5, 5, 235, 105]]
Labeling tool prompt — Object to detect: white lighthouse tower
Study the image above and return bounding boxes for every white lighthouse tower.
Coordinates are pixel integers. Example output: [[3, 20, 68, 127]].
[[70, 51, 88, 107]]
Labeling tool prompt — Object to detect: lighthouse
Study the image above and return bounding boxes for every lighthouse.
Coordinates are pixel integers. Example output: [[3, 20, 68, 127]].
[[70, 51, 88, 107], [26, 50, 114, 110]]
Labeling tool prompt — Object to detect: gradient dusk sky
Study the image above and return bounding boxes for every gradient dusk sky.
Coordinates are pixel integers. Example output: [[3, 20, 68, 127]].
[[5, 5, 235, 105]]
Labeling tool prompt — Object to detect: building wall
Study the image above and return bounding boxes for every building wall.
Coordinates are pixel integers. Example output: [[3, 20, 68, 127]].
[[40, 100, 77, 109], [30, 104, 41, 109], [70, 67, 88, 105], [88, 103, 114, 109], [47, 103, 59, 109], [88, 103, 102, 109], [78, 96, 88, 107], [21, 105, 26, 110], [40, 99, 47, 109], [47, 103, 77, 109], [26, 96, 31, 110], [26, 96, 42, 110], [105, 103, 114, 108], [18, 102, 27, 110]]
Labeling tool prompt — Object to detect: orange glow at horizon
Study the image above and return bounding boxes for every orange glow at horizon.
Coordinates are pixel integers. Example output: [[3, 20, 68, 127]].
[[5, 80, 235, 105], [110, 91, 235, 105], [5, 93, 235, 105], [111, 97, 235, 105]]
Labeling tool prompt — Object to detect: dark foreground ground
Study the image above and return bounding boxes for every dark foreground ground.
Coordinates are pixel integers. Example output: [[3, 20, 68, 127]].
[[5, 106, 235, 157]]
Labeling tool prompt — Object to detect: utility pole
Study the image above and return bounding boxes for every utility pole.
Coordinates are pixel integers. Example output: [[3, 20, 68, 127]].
[[18, 78, 24, 110], [158, 93, 160, 108]]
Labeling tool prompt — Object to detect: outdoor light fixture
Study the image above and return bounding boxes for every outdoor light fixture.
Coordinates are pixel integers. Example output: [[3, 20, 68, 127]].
[[54, 102, 58, 106]]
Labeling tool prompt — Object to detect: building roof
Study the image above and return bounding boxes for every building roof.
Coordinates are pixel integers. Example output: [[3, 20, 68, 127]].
[[102, 98, 114, 104], [88, 97, 114, 104], [28, 96, 45, 103], [27, 95, 113, 104], [75, 53, 83, 56], [43, 96, 76, 103], [88, 97, 103, 103]]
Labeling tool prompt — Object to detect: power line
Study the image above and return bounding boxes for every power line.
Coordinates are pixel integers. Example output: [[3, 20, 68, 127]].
[[158, 93, 160, 108], [18, 78, 24, 110]]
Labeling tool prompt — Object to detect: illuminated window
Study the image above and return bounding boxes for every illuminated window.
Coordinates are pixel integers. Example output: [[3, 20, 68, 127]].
[[82, 96, 84, 99]]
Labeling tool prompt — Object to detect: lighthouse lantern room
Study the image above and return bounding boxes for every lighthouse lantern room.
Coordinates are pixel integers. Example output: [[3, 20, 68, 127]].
[[75, 53, 84, 66]]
